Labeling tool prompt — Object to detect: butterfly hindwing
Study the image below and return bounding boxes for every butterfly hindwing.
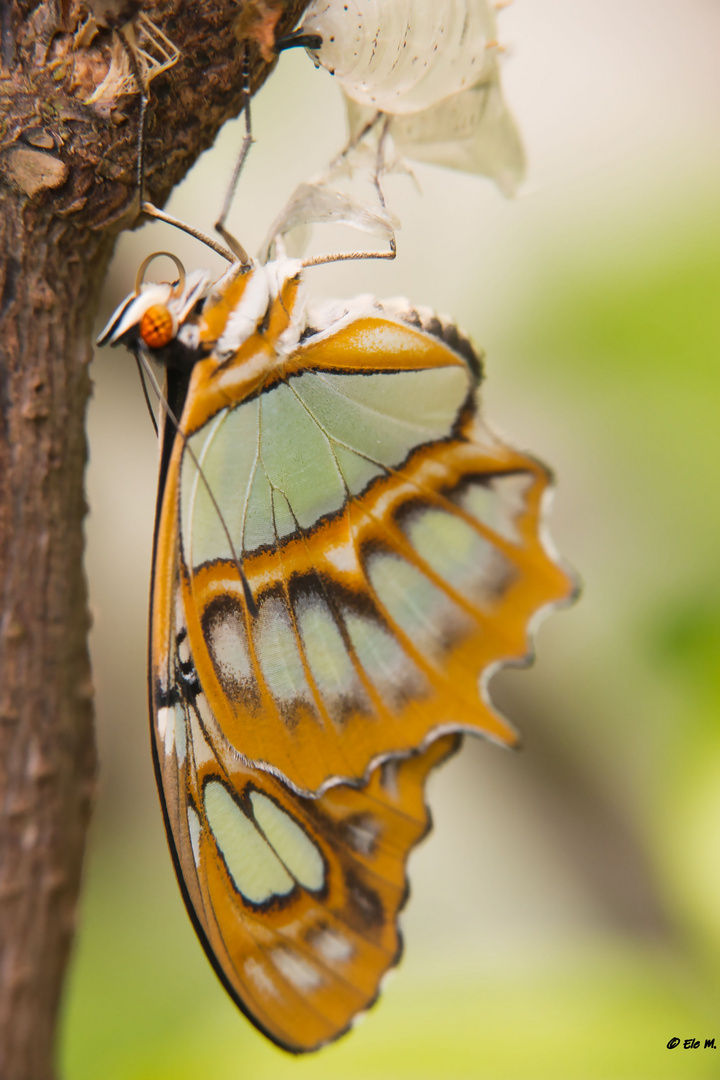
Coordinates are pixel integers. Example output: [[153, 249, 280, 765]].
[[152, 570, 459, 1052]]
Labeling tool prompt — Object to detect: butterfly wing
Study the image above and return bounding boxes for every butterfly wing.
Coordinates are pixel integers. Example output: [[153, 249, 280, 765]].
[[157, 288, 573, 796], [152, 562, 459, 1052], [134, 263, 574, 1050]]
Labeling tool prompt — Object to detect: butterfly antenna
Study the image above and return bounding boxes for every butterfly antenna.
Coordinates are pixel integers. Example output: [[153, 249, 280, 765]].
[[301, 237, 396, 269], [135, 350, 258, 616], [214, 43, 252, 264]]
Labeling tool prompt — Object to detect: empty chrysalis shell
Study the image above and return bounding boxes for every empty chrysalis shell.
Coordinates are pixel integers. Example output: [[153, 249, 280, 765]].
[[293, 0, 525, 194], [300, 0, 501, 115]]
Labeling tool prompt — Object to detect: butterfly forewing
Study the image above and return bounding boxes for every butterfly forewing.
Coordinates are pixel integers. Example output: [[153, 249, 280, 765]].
[[153, 279, 572, 796]]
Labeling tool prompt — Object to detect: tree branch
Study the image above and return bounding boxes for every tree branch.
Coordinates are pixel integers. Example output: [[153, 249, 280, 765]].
[[0, 2, 309, 1076]]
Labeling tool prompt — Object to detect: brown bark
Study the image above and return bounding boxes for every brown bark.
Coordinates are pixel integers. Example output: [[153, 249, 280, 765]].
[[0, 1, 309, 1076]]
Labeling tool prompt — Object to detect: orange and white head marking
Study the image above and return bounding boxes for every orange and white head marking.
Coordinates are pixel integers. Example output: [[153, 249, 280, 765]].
[[97, 252, 212, 352]]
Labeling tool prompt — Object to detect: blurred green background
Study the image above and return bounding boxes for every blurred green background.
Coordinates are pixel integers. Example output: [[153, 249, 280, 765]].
[[61, 1, 720, 1076]]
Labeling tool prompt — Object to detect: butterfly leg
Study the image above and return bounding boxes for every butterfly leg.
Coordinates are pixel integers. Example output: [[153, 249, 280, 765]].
[[117, 14, 179, 209], [134, 89, 239, 263], [213, 43, 253, 265], [300, 118, 398, 267], [121, 18, 239, 263]]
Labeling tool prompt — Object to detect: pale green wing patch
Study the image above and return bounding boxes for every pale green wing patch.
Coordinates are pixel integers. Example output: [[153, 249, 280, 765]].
[[258, 383, 346, 530], [203, 780, 296, 906], [180, 364, 472, 566], [292, 367, 470, 470], [180, 400, 259, 567]]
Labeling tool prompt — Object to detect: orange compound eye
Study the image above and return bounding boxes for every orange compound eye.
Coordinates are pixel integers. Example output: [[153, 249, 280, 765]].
[[140, 304, 175, 349]]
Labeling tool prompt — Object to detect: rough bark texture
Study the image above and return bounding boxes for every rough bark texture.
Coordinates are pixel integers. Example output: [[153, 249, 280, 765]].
[[0, 2, 308, 1076]]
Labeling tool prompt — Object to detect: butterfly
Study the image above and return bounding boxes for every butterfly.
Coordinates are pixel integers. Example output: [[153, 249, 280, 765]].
[[98, 250, 574, 1052]]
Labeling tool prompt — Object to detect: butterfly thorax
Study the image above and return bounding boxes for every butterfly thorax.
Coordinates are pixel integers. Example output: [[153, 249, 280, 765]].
[[182, 258, 306, 436]]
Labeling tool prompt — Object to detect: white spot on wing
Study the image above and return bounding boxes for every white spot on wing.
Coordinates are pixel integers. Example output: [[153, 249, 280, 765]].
[[157, 706, 171, 740], [207, 608, 252, 683], [174, 702, 187, 764], [380, 759, 399, 800], [245, 957, 279, 999], [346, 815, 382, 855], [189, 710, 214, 768], [163, 704, 176, 756], [271, 947, 323, 991], [311, 927, 354, 964], [177, 633, 191, 665], [194, 690, 216, 733], [323, 541, 361, 575], [187, 805, 202, 867]]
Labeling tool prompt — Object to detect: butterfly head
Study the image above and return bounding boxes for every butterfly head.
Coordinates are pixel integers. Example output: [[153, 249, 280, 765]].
[[97, 254, 305, 371], [97, 250, 215, 365]]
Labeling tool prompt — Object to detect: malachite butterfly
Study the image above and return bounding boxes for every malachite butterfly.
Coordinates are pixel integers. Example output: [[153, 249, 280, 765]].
[[98, 251, 574, 1052]]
